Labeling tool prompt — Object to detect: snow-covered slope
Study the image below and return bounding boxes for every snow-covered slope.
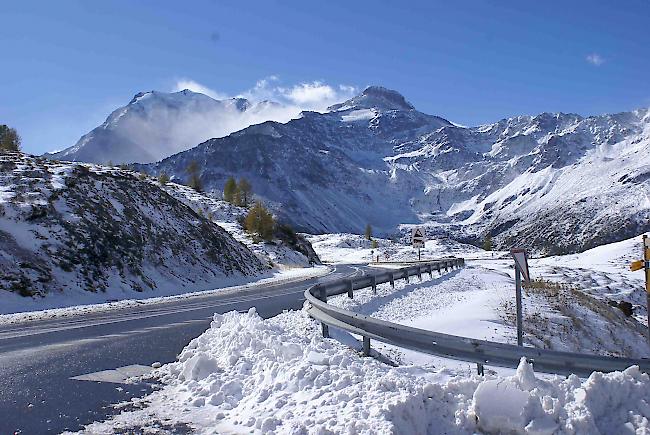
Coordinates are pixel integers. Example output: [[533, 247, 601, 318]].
[[0, 152, 265, 308], [44, 90, 296, 164], [143, 86, 650, 254], [158, 181, 321, 268]]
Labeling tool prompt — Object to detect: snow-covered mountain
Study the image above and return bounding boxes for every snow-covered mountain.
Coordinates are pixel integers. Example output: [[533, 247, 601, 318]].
[[44, 90, 295, 165], [142, 86, 650, 254], [0, 152, 265, 301]]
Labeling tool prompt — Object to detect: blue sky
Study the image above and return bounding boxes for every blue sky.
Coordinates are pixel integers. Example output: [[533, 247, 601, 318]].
[[2, 0, 649, 154]]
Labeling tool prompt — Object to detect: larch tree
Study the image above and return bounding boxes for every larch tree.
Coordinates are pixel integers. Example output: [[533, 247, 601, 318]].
[[364, 223, 373, 240], [237, 178, 253, 208], [223, 176, 237, 203], [244, 200, 275, 241], [0, 125, 21, 152], [186, 160, 203, 192]]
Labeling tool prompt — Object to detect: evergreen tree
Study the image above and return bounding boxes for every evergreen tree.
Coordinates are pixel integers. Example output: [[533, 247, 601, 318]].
[[158, 172, 170, 185], [371, 239, 378, 249], [237, 178, 253, 207], [223, 176, 237, 203], [0, 125, 21, 152], [244, 200, 275, 241], [364, 223, 373, 240], [186, 160, 203, 192], [482, 234, 493, 251]]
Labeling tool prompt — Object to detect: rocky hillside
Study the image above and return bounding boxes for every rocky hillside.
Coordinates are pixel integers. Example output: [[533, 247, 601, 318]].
[[0, 152, 266, 299], [141, 86, 650, 254], [158, 180, 322, 267]]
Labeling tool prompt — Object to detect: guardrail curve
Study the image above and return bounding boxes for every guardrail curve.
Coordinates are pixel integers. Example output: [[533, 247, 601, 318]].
[[304, 258, 650, 377]]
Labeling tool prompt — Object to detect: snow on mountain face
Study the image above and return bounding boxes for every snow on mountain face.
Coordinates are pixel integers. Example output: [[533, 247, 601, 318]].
[[44, 90, 299, 165], [122, 85, 647, 254], [0, 152, 265, 301], [328, 85, 415, 111]]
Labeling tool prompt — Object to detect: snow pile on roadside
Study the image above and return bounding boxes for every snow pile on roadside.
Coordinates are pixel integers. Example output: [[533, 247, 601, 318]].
[[78, 309, 650, 434], [473, 358, 650, 434]]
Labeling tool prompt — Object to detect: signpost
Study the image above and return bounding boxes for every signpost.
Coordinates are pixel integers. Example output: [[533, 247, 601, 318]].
[[629, 235, 650, 343], [411, 227, 426, 261], [510, 248, 531, 346]]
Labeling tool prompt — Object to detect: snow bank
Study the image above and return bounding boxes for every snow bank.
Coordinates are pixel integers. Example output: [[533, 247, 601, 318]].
[[79, 309, 650, 434], [473, 358, 650, 434]]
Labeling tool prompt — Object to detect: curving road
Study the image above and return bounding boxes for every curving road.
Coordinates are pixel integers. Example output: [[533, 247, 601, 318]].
[[0, 264, 367, 434]]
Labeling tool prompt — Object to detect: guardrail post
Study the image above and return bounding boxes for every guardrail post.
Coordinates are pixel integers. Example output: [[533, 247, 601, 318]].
[[444, 261, 449, 272], [389, 273, 395, 288], [436, 263, 441, 275], [427, 264, 433, 279], [363, 336, 371, 356], [477, 363, 484, 376], [347, 280, 354, 298], [321, 323, 330, 338], [417, 266, 422, 281], [319, 286, 327, 302], [371, 276, 377, 294], [405, 270, 410, 284]]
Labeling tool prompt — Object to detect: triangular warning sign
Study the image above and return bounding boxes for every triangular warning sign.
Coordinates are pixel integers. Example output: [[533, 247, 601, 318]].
[[510, 248, 531, 282], [411, 227, 425, 248]]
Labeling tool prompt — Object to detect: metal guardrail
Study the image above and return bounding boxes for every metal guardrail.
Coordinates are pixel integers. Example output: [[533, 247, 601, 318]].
[[304, 258, 650, 377]]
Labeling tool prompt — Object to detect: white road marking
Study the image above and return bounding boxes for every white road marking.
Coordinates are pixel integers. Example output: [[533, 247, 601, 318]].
[[70, 364, 153, 384]]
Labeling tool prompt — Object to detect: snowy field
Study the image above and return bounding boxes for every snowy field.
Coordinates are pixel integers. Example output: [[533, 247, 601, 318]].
[[73, 233, 650, 434], [305, 232, 483, 264]]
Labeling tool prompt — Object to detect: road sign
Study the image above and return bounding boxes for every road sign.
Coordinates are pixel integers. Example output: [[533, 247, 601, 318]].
[[631, 260, 645, 272], [510, 248, 531, 283], [411, 227, 426, 249]]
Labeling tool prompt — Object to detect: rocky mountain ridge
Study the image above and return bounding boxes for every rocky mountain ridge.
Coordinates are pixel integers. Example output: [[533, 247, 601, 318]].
[[142, 87, 650, 254]]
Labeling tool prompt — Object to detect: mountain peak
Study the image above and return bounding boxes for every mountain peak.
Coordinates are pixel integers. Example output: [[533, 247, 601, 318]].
[[328, 86, 415, 112], [128, 90, 155, 105]]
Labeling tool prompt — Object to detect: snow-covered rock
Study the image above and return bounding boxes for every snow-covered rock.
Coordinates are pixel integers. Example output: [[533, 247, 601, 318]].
[[139, 86, 650, 255], [0, 152, 265, 306]]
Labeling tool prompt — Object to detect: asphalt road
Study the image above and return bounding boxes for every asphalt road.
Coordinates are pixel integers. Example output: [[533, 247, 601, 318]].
[[0, 264, 366, 434]]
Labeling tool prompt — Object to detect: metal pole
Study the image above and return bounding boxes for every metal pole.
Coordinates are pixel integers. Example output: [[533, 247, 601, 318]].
[[362, 336, 371, 356], [643, 234, 650, 343], [418, 248, 421, 261], [515, 264, 523, 346]]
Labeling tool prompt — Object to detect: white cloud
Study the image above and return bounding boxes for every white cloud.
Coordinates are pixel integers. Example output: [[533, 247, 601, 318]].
[[238, 77, 358, 112], [586, 53, 605, 66], [142, 77, 359, 161], [173, 76, 358, 113], [173, 79, 229, 100]]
